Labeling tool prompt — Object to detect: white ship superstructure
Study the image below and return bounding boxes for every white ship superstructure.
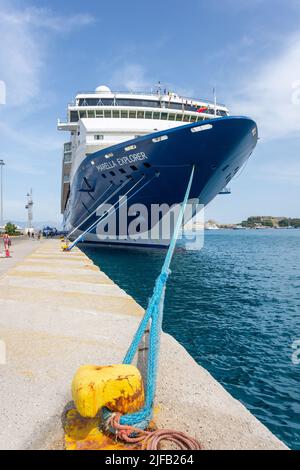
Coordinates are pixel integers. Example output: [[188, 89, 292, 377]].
[[58, 85, 229, 214]]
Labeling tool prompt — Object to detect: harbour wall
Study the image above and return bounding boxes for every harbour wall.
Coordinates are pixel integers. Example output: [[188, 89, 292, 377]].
[[0, 239, 287, 449]]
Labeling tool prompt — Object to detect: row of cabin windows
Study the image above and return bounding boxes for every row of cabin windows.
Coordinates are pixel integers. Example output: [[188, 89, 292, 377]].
[[64, 142, 72, 152], [70, 109, 210, 123], [77, 98, 228, 117]]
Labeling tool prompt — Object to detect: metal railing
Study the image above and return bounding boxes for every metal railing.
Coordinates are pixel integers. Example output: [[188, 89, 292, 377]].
[[68, 90, 226, 108]]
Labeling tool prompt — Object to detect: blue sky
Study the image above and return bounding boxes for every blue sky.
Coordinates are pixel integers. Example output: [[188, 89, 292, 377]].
[[0, 0, 300, 224]]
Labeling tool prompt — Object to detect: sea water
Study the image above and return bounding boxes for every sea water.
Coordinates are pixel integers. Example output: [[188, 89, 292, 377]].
[[83, 229, 300, 449]]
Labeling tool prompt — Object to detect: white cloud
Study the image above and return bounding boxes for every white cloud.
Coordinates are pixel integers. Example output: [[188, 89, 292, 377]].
[[109, 63, 195, 99], [0, 6, 94, 33], [0, 1, 94, 106], [0, 5, 41, 105], [230, 33, 300, 141], [110, 64, 150, 91]]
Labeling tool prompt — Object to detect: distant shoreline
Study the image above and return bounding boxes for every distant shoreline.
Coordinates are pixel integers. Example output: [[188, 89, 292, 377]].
[[203, 216, 300, 230]]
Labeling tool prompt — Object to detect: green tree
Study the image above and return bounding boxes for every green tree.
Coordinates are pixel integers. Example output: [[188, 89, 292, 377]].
[[263, 219, 274, 227], [278, 218, 290, 227], [291, 219, 300, 228], [4, 222, 18, 235]]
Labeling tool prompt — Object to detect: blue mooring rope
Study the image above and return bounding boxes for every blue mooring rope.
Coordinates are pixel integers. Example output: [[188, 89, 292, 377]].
[[102, 165, 195, 431]]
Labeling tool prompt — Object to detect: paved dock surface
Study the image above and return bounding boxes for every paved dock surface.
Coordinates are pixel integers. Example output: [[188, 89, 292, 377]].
[[0, 240, 287, 449], [0, 236, 41, 277]]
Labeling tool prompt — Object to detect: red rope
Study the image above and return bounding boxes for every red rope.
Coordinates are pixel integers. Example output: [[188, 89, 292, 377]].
[[108, 413, 202, 450]]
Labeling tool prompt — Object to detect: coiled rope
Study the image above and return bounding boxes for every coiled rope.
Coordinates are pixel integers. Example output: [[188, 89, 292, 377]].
[[107, 413, 201, 450], [102, 165, 201, 450]]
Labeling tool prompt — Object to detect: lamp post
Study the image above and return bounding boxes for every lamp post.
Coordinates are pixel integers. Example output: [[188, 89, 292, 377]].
[[0, 159, 5, 230]]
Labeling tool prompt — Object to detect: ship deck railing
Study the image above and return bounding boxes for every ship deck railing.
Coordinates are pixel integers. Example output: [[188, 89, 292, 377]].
[[68, 90, 226, 108]]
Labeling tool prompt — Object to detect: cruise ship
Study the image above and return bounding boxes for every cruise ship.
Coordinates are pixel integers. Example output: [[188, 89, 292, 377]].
[[58, 85, 258, 247]]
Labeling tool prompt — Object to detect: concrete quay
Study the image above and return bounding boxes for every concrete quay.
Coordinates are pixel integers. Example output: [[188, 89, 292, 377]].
[[0, 239, 287, 449]]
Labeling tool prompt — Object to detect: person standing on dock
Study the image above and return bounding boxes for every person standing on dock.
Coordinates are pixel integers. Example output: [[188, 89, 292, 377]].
[[2, 233, 11, 257]]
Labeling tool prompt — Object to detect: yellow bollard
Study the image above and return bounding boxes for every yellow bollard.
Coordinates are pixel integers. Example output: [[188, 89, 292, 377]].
[[72, 364, 144, 418], [61, 239, 69, 251]]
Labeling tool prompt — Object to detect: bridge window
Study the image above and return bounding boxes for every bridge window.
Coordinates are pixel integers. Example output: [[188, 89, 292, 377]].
[[167, 102, 182, 110], [63, 153, 72, 163], [94, 134, 104, 140], [70, 111, 78, 122], [70, 107, 211, 124]]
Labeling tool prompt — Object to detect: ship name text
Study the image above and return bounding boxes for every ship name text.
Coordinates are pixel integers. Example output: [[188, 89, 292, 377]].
[[96, 152, 148, 172]]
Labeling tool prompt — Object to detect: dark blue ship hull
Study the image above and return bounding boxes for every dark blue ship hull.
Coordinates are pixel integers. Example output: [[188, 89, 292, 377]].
[[64, 116, 257, 247]]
